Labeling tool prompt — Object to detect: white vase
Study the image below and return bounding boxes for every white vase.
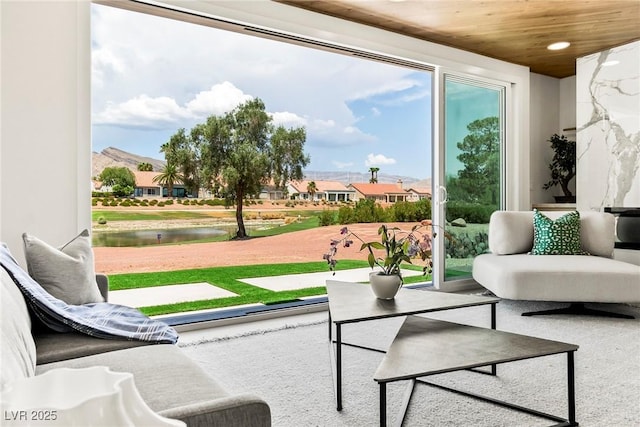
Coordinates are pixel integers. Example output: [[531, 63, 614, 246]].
[[369, 272, 402, 299], [0, 366, 185, 427]]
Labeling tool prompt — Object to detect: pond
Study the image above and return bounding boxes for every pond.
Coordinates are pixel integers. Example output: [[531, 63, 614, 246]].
[[93, 224, 268, 247]]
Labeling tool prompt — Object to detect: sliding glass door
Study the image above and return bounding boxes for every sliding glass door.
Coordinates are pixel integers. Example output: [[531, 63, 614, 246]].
[[433, 73, 506, 289]]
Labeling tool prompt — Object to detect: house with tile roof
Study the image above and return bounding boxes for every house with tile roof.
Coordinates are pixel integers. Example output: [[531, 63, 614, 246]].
[[132, 171, 188, 198], [287, 180, 355, 202], [348, 182, 409, 203], [406, 187, 432, 201]]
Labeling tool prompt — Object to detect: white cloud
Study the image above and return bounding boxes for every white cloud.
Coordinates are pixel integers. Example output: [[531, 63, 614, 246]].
[[93, 95, 192, 128], [92, 47, 125, 88], [348, 79, 422, 102], [332, 160, 354, 169], [365, 153, 396, 167], [186, 82, 253, 117], [376, 88, 431, 107], [371, 107, 381, 117], [94, 82, 255, 128], [271, 111, 308, 128]]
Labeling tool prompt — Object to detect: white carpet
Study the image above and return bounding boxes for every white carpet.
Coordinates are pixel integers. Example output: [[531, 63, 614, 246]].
[[180, 299, 640, 426]]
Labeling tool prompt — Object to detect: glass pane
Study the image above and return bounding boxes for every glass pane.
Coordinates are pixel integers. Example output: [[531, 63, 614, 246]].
[[443, 78, 503, 280]]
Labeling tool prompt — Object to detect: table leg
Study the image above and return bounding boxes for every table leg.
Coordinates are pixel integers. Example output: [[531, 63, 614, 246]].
[[567, 351, 576, 426], [380, 382, 387, 427], [490, 303, 497, 375], [336, 323, 342, 411]]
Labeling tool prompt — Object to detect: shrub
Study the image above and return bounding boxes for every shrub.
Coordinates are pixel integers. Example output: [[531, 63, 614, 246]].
[[352, 199, 388, 223], [97, 217, 107, 225], [445, 202, 496, 224], [337, 205, 354, 224], [446, 231, 489, 258], [261, 213, 285, 220], [319, 209, 336, 226]]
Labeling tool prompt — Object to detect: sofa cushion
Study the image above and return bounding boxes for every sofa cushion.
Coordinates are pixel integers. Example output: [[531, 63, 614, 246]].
[[34, 332, 153, 365], [473, 253, 640, 302], [23, 230, 104, 305], [488, 211, 534, 255], [579, 211, 615, 258], [1, 266, 37, 390], [532, 210, 587, 255], [36, 344, 229, 412], [488, 210, 616, 257]]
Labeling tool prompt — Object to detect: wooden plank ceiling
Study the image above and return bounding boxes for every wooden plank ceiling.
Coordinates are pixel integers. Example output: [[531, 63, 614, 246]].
[[276, 0, 640, 78]]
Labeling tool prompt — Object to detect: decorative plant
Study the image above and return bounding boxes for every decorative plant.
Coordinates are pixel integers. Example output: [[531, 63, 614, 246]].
[[543, 133, 576, 199], [324, 221, 450, 281]]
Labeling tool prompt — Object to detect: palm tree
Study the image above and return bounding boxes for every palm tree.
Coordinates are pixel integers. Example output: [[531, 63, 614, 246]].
[[137, 162, 153, 171], [153, 163, 184, 197], [369, 167, 380, 184], [307, 181, 318, 201]]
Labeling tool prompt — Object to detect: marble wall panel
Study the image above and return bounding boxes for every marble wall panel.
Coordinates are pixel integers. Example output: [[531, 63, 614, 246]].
[[576, 40, 640, 210]]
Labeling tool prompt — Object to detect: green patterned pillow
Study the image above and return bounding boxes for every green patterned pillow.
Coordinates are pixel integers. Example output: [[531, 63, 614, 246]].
[[532, 209, 588, 255]]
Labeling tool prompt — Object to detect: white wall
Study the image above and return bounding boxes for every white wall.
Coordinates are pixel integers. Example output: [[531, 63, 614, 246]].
[[0, 1, 91, 266], [559, 76, 577, 131], [529, 73, 560, 205], [528, 74, 578, 205]]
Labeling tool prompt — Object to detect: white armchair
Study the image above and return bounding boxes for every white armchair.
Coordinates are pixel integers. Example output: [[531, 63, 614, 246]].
[[472, 210, 640, 318]]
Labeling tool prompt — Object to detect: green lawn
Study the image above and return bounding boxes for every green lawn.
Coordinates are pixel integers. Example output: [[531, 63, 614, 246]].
[[108, 260, 432, 316]]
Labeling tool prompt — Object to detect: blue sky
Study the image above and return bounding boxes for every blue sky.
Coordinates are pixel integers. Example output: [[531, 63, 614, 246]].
[[91, 4, 433, 180]]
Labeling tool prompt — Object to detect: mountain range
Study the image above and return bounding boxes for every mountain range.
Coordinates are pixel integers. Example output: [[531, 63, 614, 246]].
[[92, 147, 430, 188]]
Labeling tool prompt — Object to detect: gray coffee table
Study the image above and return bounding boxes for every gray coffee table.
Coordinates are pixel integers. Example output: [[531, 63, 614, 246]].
[[375, 315, 579, 427], [326, 280, 500, 411]]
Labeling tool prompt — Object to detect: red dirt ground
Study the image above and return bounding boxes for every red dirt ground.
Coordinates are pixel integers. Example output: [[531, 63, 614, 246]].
[[93, 222, 426, 275]]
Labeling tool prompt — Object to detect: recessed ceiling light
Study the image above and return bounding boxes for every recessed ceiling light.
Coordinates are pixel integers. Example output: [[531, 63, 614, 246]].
[[547, 42, 570, 50]]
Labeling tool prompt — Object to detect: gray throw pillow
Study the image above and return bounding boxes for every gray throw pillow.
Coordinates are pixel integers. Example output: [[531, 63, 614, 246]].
[[22, 230, 104, 305]]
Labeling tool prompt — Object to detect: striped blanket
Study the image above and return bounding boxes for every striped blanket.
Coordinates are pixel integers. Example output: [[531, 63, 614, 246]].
[[1, 245, 178, 344]]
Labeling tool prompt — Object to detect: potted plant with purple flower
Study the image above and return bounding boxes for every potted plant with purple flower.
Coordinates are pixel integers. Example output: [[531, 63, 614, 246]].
[[324, 221, 446, 299]]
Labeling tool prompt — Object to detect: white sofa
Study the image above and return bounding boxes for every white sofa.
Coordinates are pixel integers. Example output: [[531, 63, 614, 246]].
[[472, 210, 640, 318]]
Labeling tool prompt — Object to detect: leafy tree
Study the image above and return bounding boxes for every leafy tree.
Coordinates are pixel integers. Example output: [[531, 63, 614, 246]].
[[137, 162, 153, 171], [99, 167, 135, 197], [307, 181, 318, 201], [369, 167, 379, 183], [153, 163, 184, 197], [455, 116, 500, 205], [271, 126, 307, 190], [111, 184, 134, 198], [161, 128, 200, 197], [197, 98, 309, 238]]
